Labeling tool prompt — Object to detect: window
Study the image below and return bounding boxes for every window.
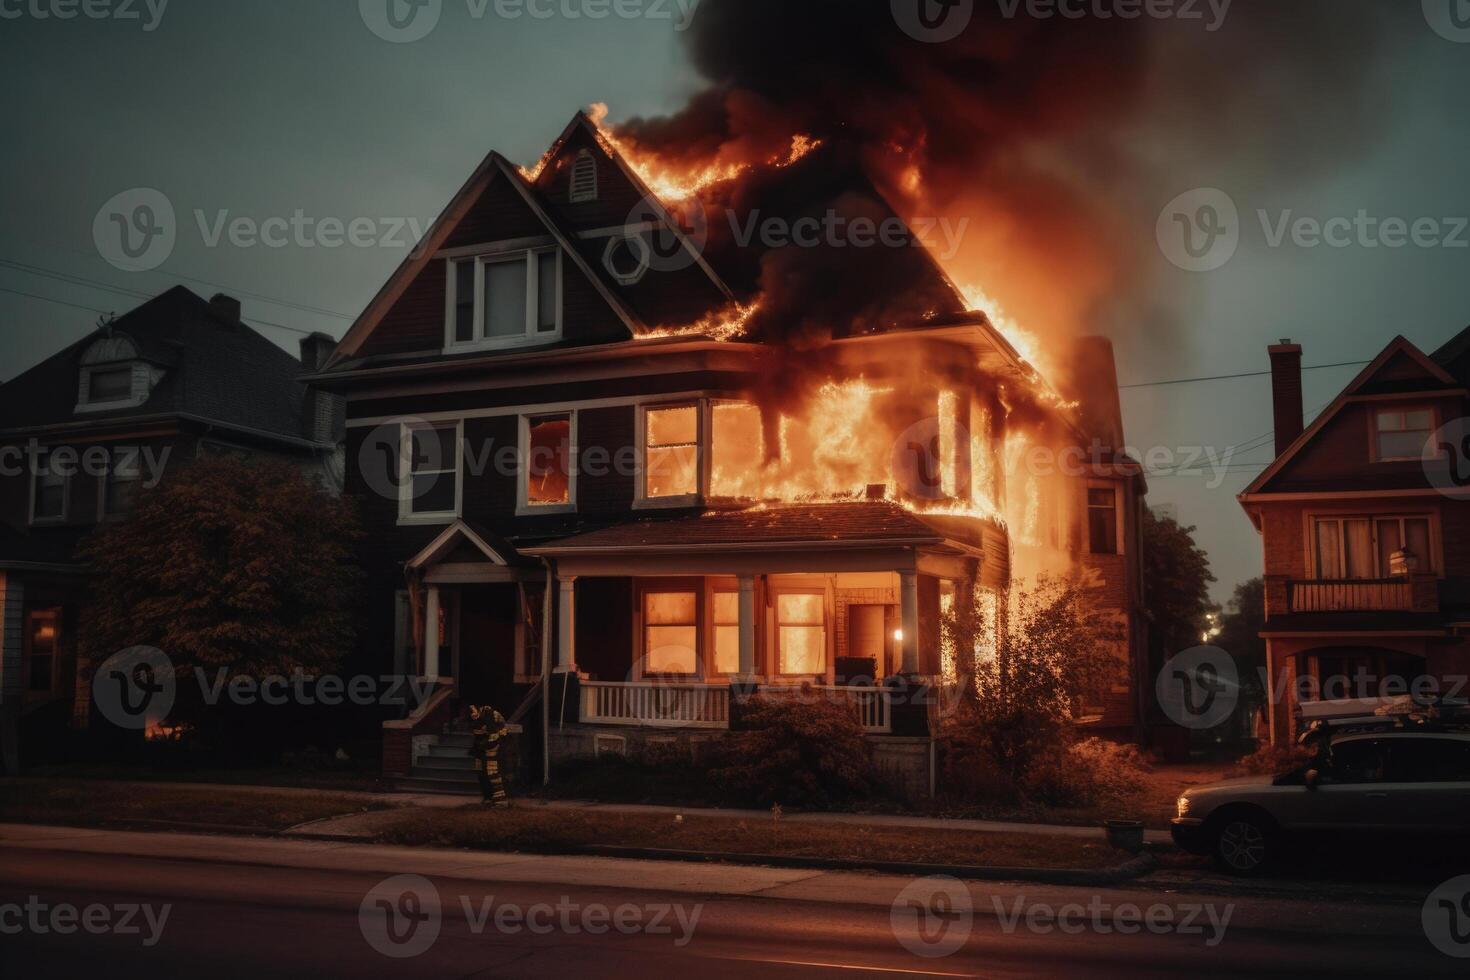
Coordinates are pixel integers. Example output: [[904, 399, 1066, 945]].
[[1087, 487, 1118, 555], [1314, 515, 1435, 578], [400, 423, 460, 521], [1375, 408, 1434, 461], [521, 413, 574, 511], [710, 401, 764, 499], [101, 448, 140, 519], [85, 366, 133, 404], [446, 248, 560, 348], [712, 590, 741, 675], [776, 592, 826, 675], [30, 452, 67, 524], [1387, 739, 1470, 783], [644, 404, 700, 500], [644, 591, 698, 675], [569, 149, 598, 203], [25, 609, 59, 694], [1329, 739, 1389, 783]]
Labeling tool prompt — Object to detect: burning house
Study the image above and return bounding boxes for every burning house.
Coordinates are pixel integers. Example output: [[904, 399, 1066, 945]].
[[307, 103, 1147, 795]]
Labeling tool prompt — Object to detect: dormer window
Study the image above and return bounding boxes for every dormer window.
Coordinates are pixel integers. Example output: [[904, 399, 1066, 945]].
[[85, 366, 133, 404], [445, 248, 562, 350], [76, 334, 152, 413], [569, 149, 598, 203]]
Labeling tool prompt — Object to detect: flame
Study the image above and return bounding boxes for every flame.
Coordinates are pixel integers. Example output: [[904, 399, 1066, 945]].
[[637, 301, 757, 342]]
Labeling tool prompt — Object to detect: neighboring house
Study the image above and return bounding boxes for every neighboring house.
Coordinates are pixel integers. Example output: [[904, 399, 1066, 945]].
[[0, 287, 343, 771], [1239, 330, 1470, 745], [308, 112, 1148, 795]]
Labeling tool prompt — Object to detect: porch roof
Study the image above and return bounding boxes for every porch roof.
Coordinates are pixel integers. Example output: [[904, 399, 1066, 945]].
[[521, 502, 958, 556]]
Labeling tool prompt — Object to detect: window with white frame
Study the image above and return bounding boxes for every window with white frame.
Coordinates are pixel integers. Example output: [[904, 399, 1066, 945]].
[[1374, 408, 1434, 461], [643, 403, 701, 501], [1314, 515, 1435, 579], [776, 591, 826, 676], [521, 413, 575, 511], [84, 366, 134, 405], [446, 248, 561, 348], [100, 447, 141, 519], [643, 590, 699, 675], [30, 452, 67, 524], [400, 423, 460, 521]]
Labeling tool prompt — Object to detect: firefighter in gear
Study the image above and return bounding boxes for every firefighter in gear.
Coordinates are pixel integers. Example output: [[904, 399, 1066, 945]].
[[470, 705, 509, 807]]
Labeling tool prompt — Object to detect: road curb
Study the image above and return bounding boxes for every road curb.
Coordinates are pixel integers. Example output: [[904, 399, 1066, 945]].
[[571, 843, 1159, 885]]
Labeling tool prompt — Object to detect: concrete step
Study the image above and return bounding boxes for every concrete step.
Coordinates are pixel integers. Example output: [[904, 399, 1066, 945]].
[[407, 766, 479, 784], [395, 776, 480, 796], [422, 743, 473, 759], [416, 755, 478, 771]]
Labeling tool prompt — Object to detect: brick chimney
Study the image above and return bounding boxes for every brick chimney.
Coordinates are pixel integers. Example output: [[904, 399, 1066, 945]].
[[299, 332, 336, 373], [209, 293, 242, 324], [1269, 339, 1304, 456], [299, 332, 342, 445]]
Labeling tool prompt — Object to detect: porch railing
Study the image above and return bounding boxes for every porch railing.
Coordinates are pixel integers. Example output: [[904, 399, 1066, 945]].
[[580, 681, 730, 729], [761, 684, 894, 734], [1289, 579, 1413, 613]]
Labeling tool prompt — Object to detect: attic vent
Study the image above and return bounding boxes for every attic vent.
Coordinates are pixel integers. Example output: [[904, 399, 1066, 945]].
[[569, 149, 598, 203]]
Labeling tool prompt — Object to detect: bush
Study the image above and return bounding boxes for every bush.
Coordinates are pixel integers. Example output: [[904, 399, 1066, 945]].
[[1022, 738, 1150, 809], [1230, 741, 1310, 776], [705, 689, 878, 809]]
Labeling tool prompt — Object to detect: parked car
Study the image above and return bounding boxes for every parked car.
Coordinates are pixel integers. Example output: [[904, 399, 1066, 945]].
[[1172, 730, 1470, 874]]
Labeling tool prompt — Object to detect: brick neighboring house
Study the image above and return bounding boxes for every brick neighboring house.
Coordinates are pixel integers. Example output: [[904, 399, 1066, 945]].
[[1239, 329, 1470, 745], [307, 112, 1148, 795], [0, 287, 343, 772]]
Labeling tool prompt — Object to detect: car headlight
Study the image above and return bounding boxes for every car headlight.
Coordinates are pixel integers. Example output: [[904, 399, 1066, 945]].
[[1176, 795, 1191, 818]]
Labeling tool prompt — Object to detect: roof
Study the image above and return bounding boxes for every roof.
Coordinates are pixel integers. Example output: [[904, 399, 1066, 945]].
[[1432, 322, 1470, 386], [522, 502, 953, 555], [0, 286, 318, 446]]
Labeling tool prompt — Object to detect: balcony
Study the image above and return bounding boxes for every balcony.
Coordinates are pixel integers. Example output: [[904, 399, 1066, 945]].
[[1287, 578, 1425, 613]]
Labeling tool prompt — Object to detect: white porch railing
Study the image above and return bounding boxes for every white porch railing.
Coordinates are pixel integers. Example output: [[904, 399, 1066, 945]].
[[580, 681, 730, 729]]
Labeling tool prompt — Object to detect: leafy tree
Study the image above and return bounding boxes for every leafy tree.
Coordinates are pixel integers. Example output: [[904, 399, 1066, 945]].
[[1142, 510, 1216, 658], [79, 456, 361, 681], [939, 576, 1125, 793], [1215, 577, 1267, 701]]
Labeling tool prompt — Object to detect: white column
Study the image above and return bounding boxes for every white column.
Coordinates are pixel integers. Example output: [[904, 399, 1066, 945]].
[[738, 574, 757, 679], [556, 575, 577, 672], [424, 585, 441, 682], [899, 571, 920, 675]]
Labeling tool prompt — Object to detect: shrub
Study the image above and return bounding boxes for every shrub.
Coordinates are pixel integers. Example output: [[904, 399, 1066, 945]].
[[1230, 741, 1311, 776], [706, 689, 877, 809], [1022, 738, 1150, 809]]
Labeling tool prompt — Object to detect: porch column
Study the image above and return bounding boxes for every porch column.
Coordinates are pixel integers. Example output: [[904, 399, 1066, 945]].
[[738, 574, 757, 678], [556, 574, 577, 672], [423, 585, 441, 682], [900, 570, 920, 675]]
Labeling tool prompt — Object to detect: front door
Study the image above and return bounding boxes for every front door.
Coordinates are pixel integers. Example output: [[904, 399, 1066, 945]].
[[456, 584, 519, 712]]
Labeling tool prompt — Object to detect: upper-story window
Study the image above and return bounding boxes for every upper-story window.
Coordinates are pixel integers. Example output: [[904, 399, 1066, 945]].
[[642, 404, 701, 503], [76, 334, 151, 413], [100, 448, 141, 520], [569, 149, 598, 203], [1086, 485, 1120, 555], [1374, 408, 1434, 461], [1313, 515, 1436, 578], [519, 412, 576, 514], [399, 421, 461, 524], [446, 248, 561, 350], [29, 451, 68, 525]]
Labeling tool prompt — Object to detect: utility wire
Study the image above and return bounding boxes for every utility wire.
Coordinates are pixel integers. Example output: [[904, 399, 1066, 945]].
[[1120, 360, 1370, 389]]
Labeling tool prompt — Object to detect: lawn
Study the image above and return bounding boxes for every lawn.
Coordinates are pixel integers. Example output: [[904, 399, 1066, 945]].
[[0, 778, 389, 832], [372, 806, 1126, 870]]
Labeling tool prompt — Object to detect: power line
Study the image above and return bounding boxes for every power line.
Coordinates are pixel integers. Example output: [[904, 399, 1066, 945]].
[[1120, 360, 1370, 390], [0, 285, 113, 316]]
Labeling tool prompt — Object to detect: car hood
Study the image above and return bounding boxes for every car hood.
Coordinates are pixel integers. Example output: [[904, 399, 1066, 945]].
[[1184, 774, 1277, 795]]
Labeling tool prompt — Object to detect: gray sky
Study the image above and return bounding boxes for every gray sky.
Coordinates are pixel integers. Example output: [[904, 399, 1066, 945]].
[[2, 1, 1468, 604]]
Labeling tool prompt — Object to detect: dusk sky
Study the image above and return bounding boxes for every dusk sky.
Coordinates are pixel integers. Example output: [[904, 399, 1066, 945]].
[[3, 0, 1469, 602]]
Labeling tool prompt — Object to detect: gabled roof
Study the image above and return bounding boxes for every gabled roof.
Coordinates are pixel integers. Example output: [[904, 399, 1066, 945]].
[[406, 520, 518, 569], [327, 148, 646, 367], [1432, 322, 1470, 386], [1240, 334, 1460, 498], [0, 286, 318, 445]]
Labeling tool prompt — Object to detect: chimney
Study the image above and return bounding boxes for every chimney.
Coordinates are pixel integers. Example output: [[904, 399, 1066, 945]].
[[299, 332, 336, 373], [209, 293, 242, 324], [1063, 337, 1125, 451], [1269, 339, 1304, 456]]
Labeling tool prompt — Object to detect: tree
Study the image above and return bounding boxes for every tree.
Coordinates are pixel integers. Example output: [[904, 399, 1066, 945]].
[[1142, 510, 1216, 658], [79, 456, 361, 682], [939, 576, 1125, 793], [1215, 577, 1267, 701]]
